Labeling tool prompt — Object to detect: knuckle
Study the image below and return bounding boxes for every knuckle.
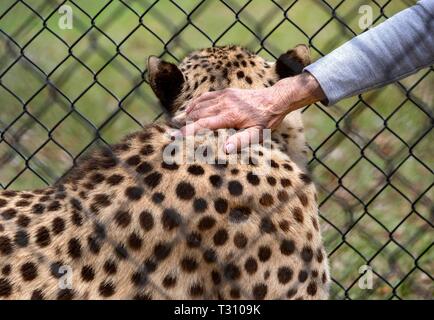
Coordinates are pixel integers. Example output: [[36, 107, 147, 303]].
[[202, 92, 211, 99], [189, 111, 198, 120], [198, 118, 208, 127]]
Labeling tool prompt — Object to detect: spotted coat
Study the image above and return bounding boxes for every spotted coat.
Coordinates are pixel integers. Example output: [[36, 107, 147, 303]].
[[0, 45, 329, 300]]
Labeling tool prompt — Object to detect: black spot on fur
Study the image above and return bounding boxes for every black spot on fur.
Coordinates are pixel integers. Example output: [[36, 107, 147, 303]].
[[224, 263, 241, 280], [301, 246, 314, 262], [0, 278, 12, 297], [193, 198, 208, 213], [246, 172, 260, 185], [190, 283, 204, 297], [181, 257, 198, 273], [188, 165, 205, 175], [198, 216, 216, 230], [114, 243, 129, 260], [114, 210, 131, 228], [209, 175, 223, 188], [137, 161, 153, 174], [203, 249, 217, 263], [152, 192, 165, 204], [14, 230, 29, 247], [32, 203, 45, 215], [260, 217, 276, 233], [21, 262, 38, 281], [57, 289, 75, 300], [140, 211, 154, 231], [161, 161, 178, 171], [277, 267, 293, 284], [280, 239, 295, 255], [81, 265, 95, 282], [144, 172, 162, 189], [252, 283, 267, 300], [213, 228, 229, 246], [131, 270, 148, 287], [298, 270, 308, 283], [186, 232, 202, 248], [258, 246, 272, 262], [125, 186, 144, 200], [93, 194, 111, 208], [52, 217, 65, 235], [99, 281, 115, 297], [35, 227, 51, 247], [106, 174, 124, 185], [0, 236, 12, 256], [162, 275, 177, 288], [234, 232, 247, 248], [162, 208, 182, 230], [228, 180, 243, 196], [104, 260, 117, 275], [128, 233, 142, 250], [229, 207, 251, 223], [126, 155, 141, 166], [17, 215, 30, 228], [300, 173, 312, 184], [140, 144, 154, 156], [266, 176, 276, 186], [214, 198, 228, 214], [31, 289, 44, 300], [68, 238, 82, 259], [176, 182, 195, 200], [154, 242, 172, 261], [1, 208, 16, 220]]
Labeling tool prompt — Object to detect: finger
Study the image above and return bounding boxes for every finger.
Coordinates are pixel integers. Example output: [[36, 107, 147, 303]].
[[186, 90, 224, 113], [225, 127, 263, 154], [180, 116, 229, 136], [188, 102, 221, 120]]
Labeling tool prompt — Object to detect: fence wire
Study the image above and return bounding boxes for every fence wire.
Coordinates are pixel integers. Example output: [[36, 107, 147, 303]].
[[0, 0, 432, 299]]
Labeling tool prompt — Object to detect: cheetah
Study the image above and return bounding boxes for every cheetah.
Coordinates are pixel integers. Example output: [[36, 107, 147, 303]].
[[0, 45, 329, 300]]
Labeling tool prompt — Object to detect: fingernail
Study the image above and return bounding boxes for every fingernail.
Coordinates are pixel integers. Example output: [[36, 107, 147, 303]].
[[225, 143, 236, 154]]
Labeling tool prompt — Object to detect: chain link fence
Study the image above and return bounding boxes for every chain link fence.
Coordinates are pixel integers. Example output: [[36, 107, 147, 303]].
[[0, 0, 432, 299]]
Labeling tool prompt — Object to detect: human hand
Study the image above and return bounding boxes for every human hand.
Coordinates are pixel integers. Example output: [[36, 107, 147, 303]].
[[179, 73, 325, 154], [181, 85, 288, 154]]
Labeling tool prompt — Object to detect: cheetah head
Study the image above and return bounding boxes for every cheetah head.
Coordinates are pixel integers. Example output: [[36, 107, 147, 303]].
[[148, 45, 311, 123]]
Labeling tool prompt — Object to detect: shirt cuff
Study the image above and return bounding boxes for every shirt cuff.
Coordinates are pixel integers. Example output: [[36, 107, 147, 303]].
[[304, 62, 337, 106]]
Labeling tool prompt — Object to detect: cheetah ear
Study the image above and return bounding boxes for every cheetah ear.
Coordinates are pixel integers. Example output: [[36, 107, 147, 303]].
[[148, 56, 184, 114], [275, 44, 311, 79]]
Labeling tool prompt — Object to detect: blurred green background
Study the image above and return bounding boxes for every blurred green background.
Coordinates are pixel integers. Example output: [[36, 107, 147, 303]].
[[0, 0, 432, 299]]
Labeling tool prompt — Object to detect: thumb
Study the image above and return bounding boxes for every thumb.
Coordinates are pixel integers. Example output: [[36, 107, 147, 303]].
[[224, 126, 264, 154]]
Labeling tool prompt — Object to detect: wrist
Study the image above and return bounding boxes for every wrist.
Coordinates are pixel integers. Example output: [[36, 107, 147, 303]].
[[293, 72, 326, 108], [270, 72, 325, 114]]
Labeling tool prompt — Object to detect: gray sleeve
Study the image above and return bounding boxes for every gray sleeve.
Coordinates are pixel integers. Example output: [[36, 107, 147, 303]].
[[304, 0, 434, 105]]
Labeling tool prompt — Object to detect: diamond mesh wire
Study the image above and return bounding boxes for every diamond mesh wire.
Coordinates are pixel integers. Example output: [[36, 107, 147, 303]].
[[0, 0, 432, 299]]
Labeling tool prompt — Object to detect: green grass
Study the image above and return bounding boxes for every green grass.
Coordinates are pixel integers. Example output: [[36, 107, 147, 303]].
[[0, 0, 432, 299]]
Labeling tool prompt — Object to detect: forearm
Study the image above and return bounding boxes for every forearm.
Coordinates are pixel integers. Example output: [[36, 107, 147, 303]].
[[304, 0, 434, 105]]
